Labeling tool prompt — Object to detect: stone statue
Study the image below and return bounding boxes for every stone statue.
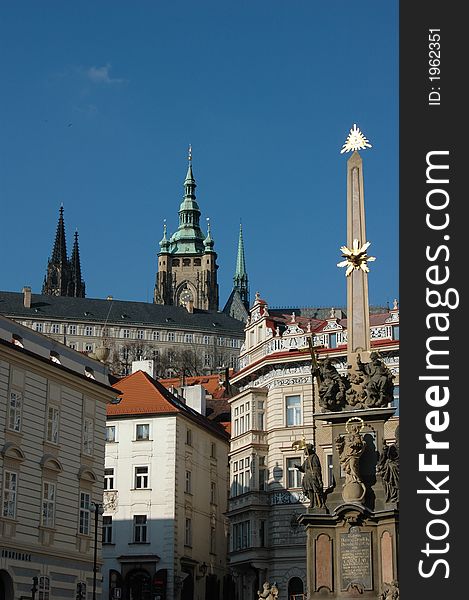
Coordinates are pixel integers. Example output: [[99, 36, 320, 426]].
[[376, 428, 399, 503], [315, 357, 347, 411], [356, 352, 394, 408], [295, 444, 326, 508], [257, 581, 279, 600], [379, 580, 399, 600], [335, 418, 366, 502]]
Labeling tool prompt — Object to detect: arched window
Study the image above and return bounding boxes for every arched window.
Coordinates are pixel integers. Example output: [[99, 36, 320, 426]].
[[288, 577, 304, 600]]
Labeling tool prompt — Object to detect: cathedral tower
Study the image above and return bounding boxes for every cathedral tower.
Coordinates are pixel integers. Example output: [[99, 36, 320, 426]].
[[42, 206, 86, 297], [154, 150, 219, 310]]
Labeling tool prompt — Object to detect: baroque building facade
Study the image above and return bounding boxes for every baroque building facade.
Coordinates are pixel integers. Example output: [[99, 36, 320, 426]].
[[226, 294, 399, 600], [0, 315, 117, 600], [103, 370, 230, 600]]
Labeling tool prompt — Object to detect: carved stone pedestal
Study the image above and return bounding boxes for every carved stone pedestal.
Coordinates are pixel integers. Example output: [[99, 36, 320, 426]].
[[299, 504, 398, 599], [298, 408, 398, 599]]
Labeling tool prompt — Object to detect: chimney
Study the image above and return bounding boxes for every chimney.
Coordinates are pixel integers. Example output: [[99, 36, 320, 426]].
[[22, 286, 32, 308]]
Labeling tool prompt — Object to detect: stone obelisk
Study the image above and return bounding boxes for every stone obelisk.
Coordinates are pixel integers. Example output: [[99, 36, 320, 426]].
[[346, 150, 371, 368], [299, 126, 398, 600]]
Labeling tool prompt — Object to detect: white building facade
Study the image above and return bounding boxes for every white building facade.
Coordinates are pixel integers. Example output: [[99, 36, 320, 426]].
[[102, 371, 230, 600], [227, 295, 399, 600], [0, 315, 117, 600]]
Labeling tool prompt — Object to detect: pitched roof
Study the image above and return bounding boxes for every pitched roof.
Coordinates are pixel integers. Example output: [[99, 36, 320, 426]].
[[108, 370, 229, 440], [0, 291, 244, 335]]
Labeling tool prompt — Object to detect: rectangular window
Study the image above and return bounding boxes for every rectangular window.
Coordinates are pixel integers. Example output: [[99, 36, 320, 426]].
[[326, 454, 334, 488], [46, 406, 59, 443], [152, 331, 160, 341], [259, 520, 266, 547], [122, 329, 130, 339], [184, 333, 193, 343], [133, 515, 147, 542], [137, 330, 144, 340], [210, 526, 216, 554], [211, 442, 216, 458], [85, 344, 94, 353], [204, 354, 211, 367], [136, 423, 150, 440], [232, 520, 251, 551], [184, 517, 192, 546], [83, 419, 94, 455], [38, 576, 50, 600], [232, 458, 251, 497], [287, 457, 302, 488], [79, 491, 91, 535], [51, 323, 60, 334], [34, 322, 43, 332], [8, 390, 22, 432], [392, 385, 400, 416], [135, 466, 149, 489], [104, 468, 115, 491], [210, 481, 216, 504], [186, 428, 192, 446], [167, 332, 175, 342], [85, 326, 93, 336], [203, 335, 210, 345], [185, 470, 192, 493], [41, 481, 56, 528], [102, 516, 113, 544], [106, 425, 116, 443], [69, 324, 77, 335], [259, 456, 267, 491], [286, 395, 302, 426], [2, 470, 18, 518]]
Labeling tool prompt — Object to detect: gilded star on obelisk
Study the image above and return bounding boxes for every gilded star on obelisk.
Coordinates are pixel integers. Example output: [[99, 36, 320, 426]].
[[340, 124, 372, 154], [337, 239, 376, 276]]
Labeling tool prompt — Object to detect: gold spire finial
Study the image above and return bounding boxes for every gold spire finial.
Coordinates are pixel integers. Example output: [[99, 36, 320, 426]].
[[340, 124, 372, 154]]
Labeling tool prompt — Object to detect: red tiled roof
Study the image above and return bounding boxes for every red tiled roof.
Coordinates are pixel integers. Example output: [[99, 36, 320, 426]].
[[159, 374, 225, 396], [108, 370, 230, 441], [108, 370, 181, 416]]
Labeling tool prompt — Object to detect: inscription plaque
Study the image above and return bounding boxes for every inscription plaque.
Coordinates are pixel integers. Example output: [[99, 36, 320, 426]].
[[340, 528, 373, 591]]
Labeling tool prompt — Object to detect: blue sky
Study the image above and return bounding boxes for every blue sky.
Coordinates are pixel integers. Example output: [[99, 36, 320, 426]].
[[0, 1, 398, 310]]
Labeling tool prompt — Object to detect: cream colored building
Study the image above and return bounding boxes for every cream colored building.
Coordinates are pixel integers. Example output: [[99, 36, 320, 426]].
[[103, 370, 230, 600], [227, 294, 399, 600], [0, 315, 117, 600]]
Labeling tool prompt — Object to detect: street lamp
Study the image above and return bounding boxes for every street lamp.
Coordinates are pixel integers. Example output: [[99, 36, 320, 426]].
[[91, 502, 104, 600]]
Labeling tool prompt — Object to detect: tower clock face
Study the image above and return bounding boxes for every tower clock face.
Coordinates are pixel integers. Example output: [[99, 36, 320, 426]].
[[180, 289, 193, 305]]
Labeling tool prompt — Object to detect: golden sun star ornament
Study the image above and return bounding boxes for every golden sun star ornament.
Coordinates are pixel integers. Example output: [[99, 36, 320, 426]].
[[340, 124, 372, 154], [337, 239, 376, 276]]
